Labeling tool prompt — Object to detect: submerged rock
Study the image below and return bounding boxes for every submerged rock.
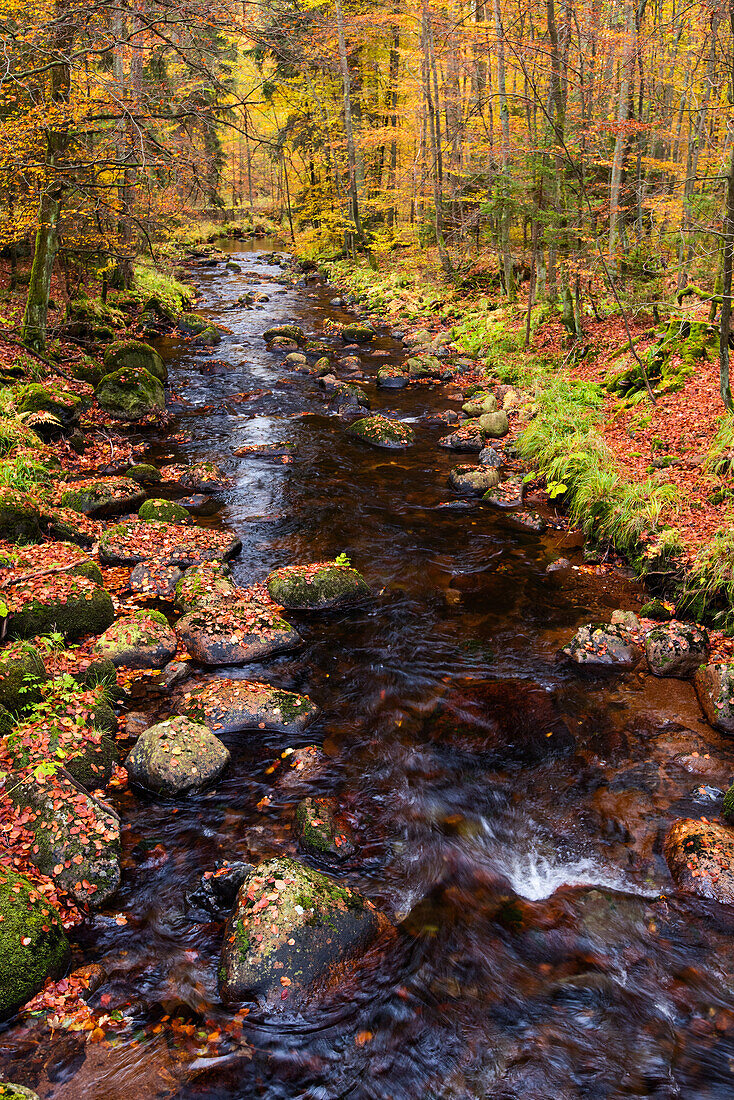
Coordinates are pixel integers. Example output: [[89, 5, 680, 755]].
[[347, 414, 414, 449], [95, 615, 177, 669], [448, 464, 500, 497], [664, 818, 734, 903], [95, 367, 164, 420], [219, 857, 387, 1005], [563, 623, 642, 672], [294, 797, 357, 863], [695, 664, 734, 732], [341, 324, 375, 343], [269, 744, 327, 786], [159, 461, 227, 492], [176, 600, 301, 666], [0, 869, 69, 1020], [644, 622, 709, 678], [9, 773, 120, 907], [267, 561, 370, 610], [180, 678, 318, 735], [126, 715, 229, 797]]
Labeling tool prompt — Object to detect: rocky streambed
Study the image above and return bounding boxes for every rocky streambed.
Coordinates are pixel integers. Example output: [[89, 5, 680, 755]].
[[2, 242, 734, 1098]]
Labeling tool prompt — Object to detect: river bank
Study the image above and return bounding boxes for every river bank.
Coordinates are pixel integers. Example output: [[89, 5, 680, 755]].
[[314, 251, 734, 628], [1, 240, 734, 1096]]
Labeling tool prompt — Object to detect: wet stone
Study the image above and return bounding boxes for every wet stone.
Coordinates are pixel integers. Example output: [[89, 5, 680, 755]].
[[347, 414, 414, 449], [664, 818, 734, 904], [563, 623, 643, 672], [294, 797, 357, 863], [377, 366, 409, 389], [179, 678, 319, 735], [478, 445, 503, 468], [219, 856, 387, 1006], [99, 521, 241, 567], [448, 464, 500, 497], [186, 861, 254, 918], [126, 715, 230, 797], [438, 423, 484, 452], [694, 663, 734, 732], [644, 622, 710, 678], [508, 510, 547, 533], [269, 744, 327, 787], [175, 600, 302, 666], [174, 560, 236, 613], [483, 476, 524, 509]]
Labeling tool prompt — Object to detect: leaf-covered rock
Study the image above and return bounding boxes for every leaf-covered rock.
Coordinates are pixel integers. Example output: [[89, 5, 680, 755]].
[[341, 324, 374, 343], [95, 615, 177, 669], [664, 818, 734, 903], [0, 643, 46, 714], [0, 490, 41, 544], [60, 477, 146, 517], [99, 520, 241, 566], [448, 464, 500, 496], [644, 622, 709, 678], [176, 600, 301, 666], [174, 561, 236, 612], [694, 663, 734, 732], [267, 561, 370, 611], [179, 678, 319, 735], [219, 857, 387, 1005], [7, 575, 114, 641], [563, 622, 643, 672], [294, 797, 356, 863], [125, 715, 229, 797], [9, 773, 120, 907], [437, 423, 484, 452], [0, 869, 69, 1020]]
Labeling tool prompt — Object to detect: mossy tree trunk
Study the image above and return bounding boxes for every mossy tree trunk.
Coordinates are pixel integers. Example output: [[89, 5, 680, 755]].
[[21, 0, 73, 353], [720, 7, 734, 413]]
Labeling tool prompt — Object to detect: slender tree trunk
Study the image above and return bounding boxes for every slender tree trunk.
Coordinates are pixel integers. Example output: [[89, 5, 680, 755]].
[[493, 0, 515, 299], [335, 0, 364, 246], [608, 0, 635, 270], [421, 0, 452, 273], [719, 4, 734, 411]]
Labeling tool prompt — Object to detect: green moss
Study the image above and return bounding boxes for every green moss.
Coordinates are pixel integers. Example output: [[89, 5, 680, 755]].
[[0, 644, 46, 713], [126, 464, 162, 485], [347, 415, 414, 449], [138, 498, 190, 524], [130, 608, 169, 626], [267, 562, 370, 609], [9, 579, 115, 641], [723, 784, 734, 824], [16, 383, 83, 427], [103, 340, 167, 383], [0, 869, 70, 1019], [271, 689, 314, 725], [0, 490, 41, 544]]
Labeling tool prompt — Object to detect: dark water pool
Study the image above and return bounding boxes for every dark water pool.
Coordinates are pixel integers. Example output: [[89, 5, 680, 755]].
[[3, 241, 734, 1099]]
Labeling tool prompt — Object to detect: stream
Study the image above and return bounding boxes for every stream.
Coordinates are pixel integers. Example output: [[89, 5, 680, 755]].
[[4, 240, 734, 1098]]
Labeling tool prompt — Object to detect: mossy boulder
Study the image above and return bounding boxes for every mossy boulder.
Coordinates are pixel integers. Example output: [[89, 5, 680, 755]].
[[138, 498, 191, 524], [478, 410, 509, 438], [7, 708, 118, 791], [81, 657, 119, 692], [448, 464, 500, 497], [99, 521, 241, 566], [126, 463, 162, 486], [640, 598, 673, 621], [644, 622, 709, 678], [694, 664, 734, 733], [174, 561, 235, 613], [67, 297, 124, 329], [0, 491, 41, 544], [60, 477, 146, 517], [179, 678, 319, 735], [341, 324, 375, 343], [95, 615, 177, 669], [95, 367, 164, 421], [462, 393, 498, 417], [267, 561, 370, 611], [0, 869, 69, 1020], [563, 622, 643, 672], [294, 797, 356, 863], [347, 415, 414, 449], [178, 312, 211, 336], [0, 643, 46, 713], [9, 773, 120, 907], [8, 575, 114, 641], [176, 600, 301, 666], [16, 383, 83, 429], [219, 857, 387, 1005], [103, 340, 166, 382], [331, 382, 370, 411], [263, 324, 305, 346], [125, 715, 229, 797], [0, 1084, 41, 1098]]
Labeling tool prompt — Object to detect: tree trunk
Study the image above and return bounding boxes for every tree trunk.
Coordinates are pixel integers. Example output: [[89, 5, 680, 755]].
[[608, 0, 635, 270], [335, 0, 364, 245], [493, 0, 515, 299]]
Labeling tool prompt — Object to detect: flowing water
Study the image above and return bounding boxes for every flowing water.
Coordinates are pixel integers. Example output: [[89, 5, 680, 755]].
[[4, 241, 734, 1098]]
